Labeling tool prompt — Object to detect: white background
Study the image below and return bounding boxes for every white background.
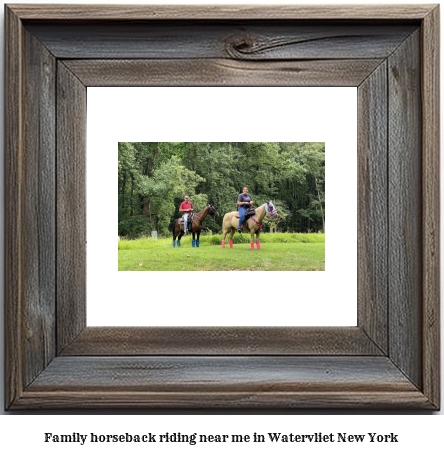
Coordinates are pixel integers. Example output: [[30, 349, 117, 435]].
[[87, 87, 357, 326], [0, 0, 442, 449]]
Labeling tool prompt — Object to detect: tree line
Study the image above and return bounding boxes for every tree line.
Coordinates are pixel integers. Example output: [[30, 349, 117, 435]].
[[118, 142, 325, 238]]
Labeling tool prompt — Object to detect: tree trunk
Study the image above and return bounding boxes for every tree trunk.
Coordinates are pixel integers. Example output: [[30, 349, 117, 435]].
[[315, 177, 325, 232], [130, 176, 134, 217], [121, 173, 126, 216], [298, 195, 301, 232], [142, 197, 150, 218]]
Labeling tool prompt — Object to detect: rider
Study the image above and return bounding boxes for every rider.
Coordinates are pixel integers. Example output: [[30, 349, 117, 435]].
[[179, 195, 194, 235], [237, 187, 253, 233]]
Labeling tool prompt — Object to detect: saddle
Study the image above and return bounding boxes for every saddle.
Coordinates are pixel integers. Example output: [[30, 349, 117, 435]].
[[178, 214, 193, 230], [234, 208, 255, 221]]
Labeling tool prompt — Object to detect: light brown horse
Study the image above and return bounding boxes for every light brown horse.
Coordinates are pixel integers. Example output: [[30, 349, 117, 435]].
[[222, 202, 277, 250], [172, 204, 219, 248]]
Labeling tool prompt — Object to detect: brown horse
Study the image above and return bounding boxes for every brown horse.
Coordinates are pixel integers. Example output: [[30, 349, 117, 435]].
[[222, 201, 277, 250], [172, 204, 219, 248]]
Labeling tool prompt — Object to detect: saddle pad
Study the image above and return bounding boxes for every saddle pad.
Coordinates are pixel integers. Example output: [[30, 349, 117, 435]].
[[178, 218, 184, 223], [234, 212, 239, 218]]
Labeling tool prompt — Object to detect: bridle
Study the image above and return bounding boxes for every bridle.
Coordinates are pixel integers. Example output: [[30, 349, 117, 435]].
[[208, 204, 219, 221], [266, 201, 277, 218]]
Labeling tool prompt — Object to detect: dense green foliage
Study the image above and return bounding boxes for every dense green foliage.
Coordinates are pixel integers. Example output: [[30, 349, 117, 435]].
[[118, 142, 325, 238]]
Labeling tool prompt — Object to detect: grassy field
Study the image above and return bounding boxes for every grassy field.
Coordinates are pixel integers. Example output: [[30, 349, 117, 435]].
[[119, 233, 325, 271]]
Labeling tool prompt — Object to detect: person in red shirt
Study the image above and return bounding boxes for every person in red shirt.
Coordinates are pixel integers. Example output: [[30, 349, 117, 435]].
[[179, 195, 194, 235]]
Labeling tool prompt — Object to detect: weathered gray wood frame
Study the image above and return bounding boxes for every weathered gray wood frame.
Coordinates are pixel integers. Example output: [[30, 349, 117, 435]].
[[5, 5, 440, 409]]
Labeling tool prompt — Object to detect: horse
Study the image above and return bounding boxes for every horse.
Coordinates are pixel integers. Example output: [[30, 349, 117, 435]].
[[172, 204, 219, 247], [222, 201, 277, 250]]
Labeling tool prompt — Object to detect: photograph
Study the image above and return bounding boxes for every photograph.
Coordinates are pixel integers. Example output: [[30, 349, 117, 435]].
[[118, 142, 325, 271]]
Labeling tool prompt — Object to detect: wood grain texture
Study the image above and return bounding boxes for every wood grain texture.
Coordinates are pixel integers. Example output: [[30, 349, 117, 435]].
[[421, 6, 440, 409], [5, 4, 24, 410], [56, 62, 87, 353], [63, 58, 384, 87], [13, 356, 432, 409], [27, 22, 416, 60], [22, 29, 57, 387], [15, 390, 434, 410], [388, 30, 422, 389], [28, 356, 419, 391], [357, 62, 388, 354], [7, 4, 435, 20], [61, 327, 382, 356]]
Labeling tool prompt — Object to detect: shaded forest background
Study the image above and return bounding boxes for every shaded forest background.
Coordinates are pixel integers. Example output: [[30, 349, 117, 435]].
[[118, 142, 325, 238]]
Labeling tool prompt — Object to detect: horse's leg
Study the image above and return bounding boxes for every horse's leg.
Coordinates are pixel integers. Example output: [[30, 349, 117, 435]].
[[250, 229, 255, 250], [177, 230, 183, 247], [229, 227, 235, 248], [256, 230, 261, 250], [192, 231, 195, 248], [172, 222, 176, 247], [196, 231, 200, 247], [222, 219, 229, 248]]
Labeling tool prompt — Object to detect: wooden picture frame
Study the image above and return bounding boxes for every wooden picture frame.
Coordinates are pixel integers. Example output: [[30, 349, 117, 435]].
[[5, 4, 440, 409]]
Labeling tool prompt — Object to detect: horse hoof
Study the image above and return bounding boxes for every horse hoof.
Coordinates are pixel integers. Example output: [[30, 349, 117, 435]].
[[251, 242, 254, 250], [222, 240, 225, 248], [229, 241, 233, 248], [256, 241, 260, 250]]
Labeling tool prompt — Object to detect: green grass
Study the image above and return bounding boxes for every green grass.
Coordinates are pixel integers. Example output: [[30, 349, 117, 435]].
[[119, 232, 324, 249], [118, 233, 325, 271]]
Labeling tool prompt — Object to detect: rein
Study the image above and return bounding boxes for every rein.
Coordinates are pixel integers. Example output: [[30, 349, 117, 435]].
[[179, 205, 217, 231], [190, 206, 209, 229]]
